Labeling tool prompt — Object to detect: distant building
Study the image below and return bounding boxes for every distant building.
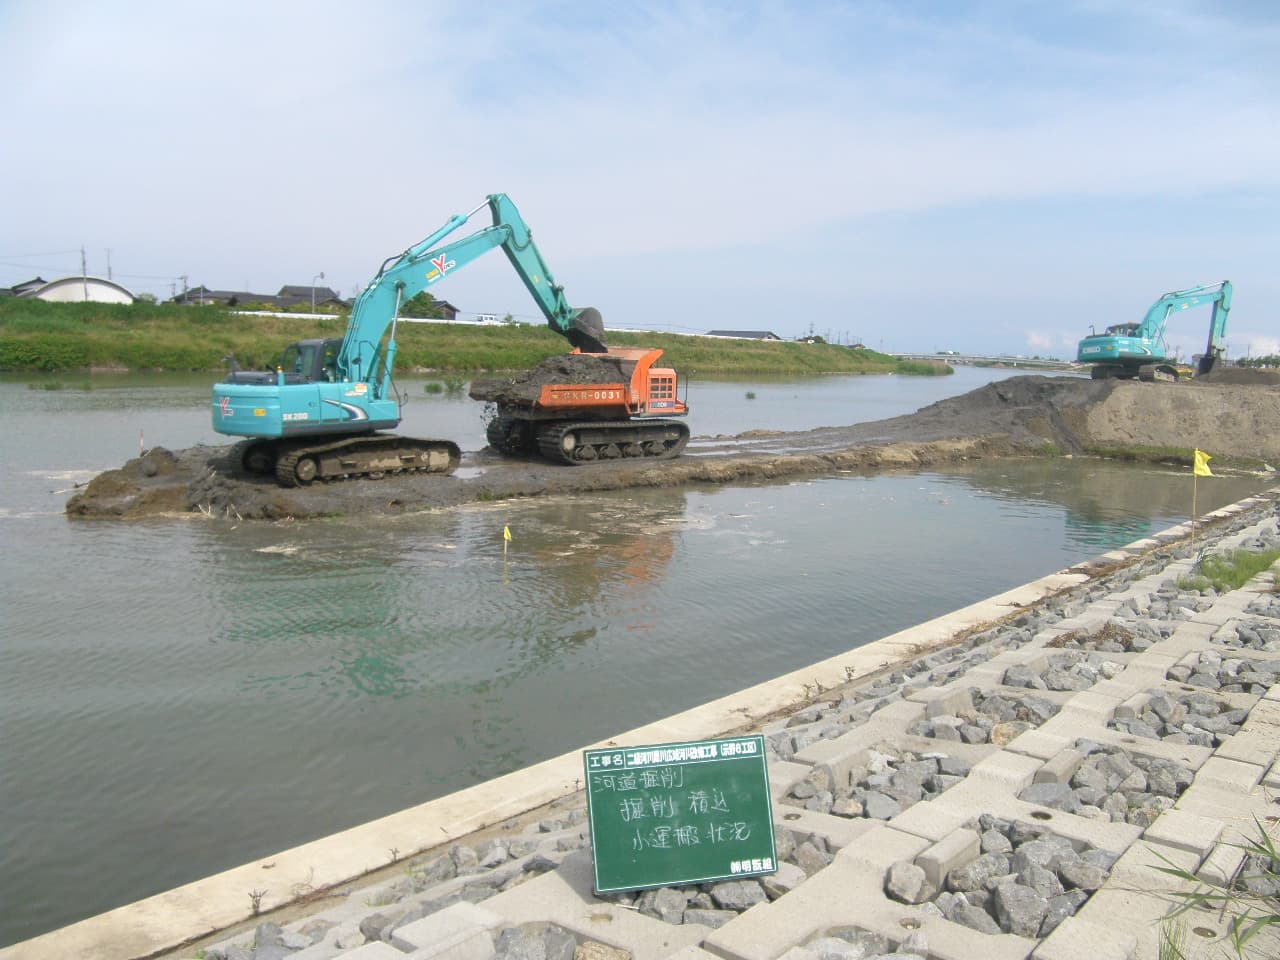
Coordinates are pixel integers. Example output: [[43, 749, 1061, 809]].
[[171, 284, 348, 311], [706, 329, 782, 341], [2, 275, 136, 304]]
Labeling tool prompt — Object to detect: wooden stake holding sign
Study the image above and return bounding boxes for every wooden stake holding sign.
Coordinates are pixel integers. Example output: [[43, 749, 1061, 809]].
[[583, 735, 777, 894]]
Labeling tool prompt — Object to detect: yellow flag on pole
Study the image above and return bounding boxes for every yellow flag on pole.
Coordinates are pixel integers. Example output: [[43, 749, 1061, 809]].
[[503, 525, 512, 542], [1193, 449, 1214, 477]]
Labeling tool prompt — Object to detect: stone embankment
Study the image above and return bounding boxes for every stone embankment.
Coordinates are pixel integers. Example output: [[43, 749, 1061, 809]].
[[106, 493, 1276, 960], [10, 493, 1277, 960]]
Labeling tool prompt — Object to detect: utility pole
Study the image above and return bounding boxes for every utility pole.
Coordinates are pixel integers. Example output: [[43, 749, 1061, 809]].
[[81, 245, 88, 300], [105, 248, 113, 281]]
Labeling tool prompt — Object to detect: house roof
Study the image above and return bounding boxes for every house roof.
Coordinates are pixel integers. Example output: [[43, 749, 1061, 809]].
[[706, 329, 782, 340], [278, 285, 341, 301]]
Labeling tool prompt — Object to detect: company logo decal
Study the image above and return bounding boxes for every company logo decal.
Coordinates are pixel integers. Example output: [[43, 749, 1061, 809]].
[[322, 399, 370, 421], [219, 396, 232, 417], [426, 253, 456, 281]]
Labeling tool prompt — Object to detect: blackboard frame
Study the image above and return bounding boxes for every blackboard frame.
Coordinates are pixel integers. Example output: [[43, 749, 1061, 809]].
[[583, 734, 777, 894]]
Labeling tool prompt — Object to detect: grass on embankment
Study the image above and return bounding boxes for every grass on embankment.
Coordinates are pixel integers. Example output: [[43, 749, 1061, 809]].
[[1177, 548, 1280, 593], [0, 299, 949, 377]]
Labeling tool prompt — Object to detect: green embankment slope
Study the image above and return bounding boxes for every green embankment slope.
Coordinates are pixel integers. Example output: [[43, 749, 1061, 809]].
[[0, 300, 947, 377]]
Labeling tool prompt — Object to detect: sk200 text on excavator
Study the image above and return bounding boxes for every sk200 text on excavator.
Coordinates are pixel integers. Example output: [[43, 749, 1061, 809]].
[[211, 194, 688, 485], [1076, 281, 1232, 382]]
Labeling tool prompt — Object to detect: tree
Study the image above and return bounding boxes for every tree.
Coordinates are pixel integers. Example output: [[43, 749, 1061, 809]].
[[401, 291, 446, 319]]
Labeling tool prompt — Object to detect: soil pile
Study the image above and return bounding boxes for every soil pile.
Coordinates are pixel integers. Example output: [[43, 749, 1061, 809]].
[[469, 354, 634, 406], [64, 375, 1280, 521]]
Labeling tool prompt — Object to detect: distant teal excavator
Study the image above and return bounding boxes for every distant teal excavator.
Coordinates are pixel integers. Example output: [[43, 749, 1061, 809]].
[[211, 194, 611, 486], [1077, 281, 1232, 381]]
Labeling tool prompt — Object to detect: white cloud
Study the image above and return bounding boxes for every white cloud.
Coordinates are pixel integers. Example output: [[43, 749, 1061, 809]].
[[1, 1, 1276, 347]]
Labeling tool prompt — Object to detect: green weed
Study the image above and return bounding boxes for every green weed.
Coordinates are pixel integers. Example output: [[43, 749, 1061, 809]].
[[1177, 548, 1280, 593]]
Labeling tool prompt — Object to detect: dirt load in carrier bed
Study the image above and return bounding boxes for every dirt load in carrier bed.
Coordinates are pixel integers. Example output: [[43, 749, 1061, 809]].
[[64, 375, 1280, 521]]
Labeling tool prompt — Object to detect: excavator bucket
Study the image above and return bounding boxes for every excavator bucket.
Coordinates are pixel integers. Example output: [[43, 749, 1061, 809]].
[[565, 307, 608, 354]]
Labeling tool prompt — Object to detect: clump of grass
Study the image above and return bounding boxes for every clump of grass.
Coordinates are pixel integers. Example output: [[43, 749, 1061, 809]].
[[443, 376, 465, 395], [1178, 548, 1280, 593], [28, 381, 65, 390], [1153, 821, 1280, 958], [424, 382, 444, 394], [745, 390, 756, 400]]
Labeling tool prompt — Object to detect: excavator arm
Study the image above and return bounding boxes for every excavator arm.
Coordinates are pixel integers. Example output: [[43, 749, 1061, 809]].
[[1135, 281, 1232, 341], [337, 194, 606, 394]]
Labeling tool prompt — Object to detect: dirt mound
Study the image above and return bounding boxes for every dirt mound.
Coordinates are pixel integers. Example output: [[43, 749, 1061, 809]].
[[469, 354, 633, 406], [64, 375, 1280, 521], [1196, 366, 1280, 387]]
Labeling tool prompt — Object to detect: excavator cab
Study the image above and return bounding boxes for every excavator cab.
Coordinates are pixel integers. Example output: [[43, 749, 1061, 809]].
[[278, 338, 344, 384]]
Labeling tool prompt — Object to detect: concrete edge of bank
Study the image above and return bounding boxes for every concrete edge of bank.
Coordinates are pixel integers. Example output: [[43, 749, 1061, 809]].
[[7, 489, 1278, 960]]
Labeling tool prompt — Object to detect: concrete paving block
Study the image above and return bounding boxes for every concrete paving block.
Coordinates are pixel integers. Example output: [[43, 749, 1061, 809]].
[[1002, 728, 1074, 762], [703, 832, 1036, 960], [391, 903, 502, 952], [1190, 755, 1265, 793], [341, 943, 417, 959], [834, 823, 932, 870], [888, 798, 971, 844], [1087, 678, 1145, 703], [1143, 809, 1224, 860], [401, 928, 494, 960], [1264, 759, 1280, 791], [1033, 749, 1085, 785], [968, 751, 1042, 792], [1031, 915, 1136, 960], [774, 806, 880, 851], [1052, 690, 1123, 725], [915, 828, 980, 890], [1240, 696, 1280, 730], [1114, 692, 1148, 721], [867, 698, 927, 727], [1212, 727, 1280, 767], [768, 760, 812, 797], [1073, 725, 1214, 770], [1198, 839, 1248, 887], [482, 850, 708, 960]]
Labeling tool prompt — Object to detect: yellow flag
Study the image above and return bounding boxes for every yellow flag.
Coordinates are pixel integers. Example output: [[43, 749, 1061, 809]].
[[1193, 449, 1214, 477], [503, 525, 512, 542]]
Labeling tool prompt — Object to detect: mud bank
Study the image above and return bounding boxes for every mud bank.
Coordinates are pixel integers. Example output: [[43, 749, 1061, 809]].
[[65, 376, 1280, 521]]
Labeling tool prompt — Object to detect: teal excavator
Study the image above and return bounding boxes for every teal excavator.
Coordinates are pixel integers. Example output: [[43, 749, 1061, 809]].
[[1077, 281, 1232, 381], [212, 194, 612, 486]]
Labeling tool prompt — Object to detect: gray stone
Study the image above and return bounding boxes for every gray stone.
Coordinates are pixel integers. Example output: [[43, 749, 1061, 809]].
[[993, 882, 1050, 937], [959, 724, 989, 744], [938, 755, 971, 777], [1059, 860, 1108, 892], [949, 901, 1002, 935], [709, 879, 767, 911], [684, 908, 737, 929], [795, 840, 831, 876], [1020, 862, 1064, 900], [762, 860, 807, 899], [1003, 665, 1041, 688], [947, 852, 1010, 892], [980, 828, 1013, 855], [1020, 781, 1080, 813], [861, 790, 902, 820], [1019, 695, 1058, 724], [638, 886, 692, 923], [885, 860, 935, 905]]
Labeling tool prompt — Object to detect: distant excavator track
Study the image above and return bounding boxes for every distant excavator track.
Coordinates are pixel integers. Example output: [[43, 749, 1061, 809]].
[[534, 420, 689, 465], [236, 435, 461, 487]]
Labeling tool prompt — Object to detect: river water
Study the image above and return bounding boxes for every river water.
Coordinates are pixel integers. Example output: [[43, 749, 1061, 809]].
[[0, 367, 1270, 946]]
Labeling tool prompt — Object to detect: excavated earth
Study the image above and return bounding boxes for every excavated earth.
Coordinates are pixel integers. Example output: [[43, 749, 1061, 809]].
[[64, 374, 1280, 521]]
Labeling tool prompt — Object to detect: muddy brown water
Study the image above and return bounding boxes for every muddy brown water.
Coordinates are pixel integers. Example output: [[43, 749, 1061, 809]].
[[0, 368, 1273, 947]]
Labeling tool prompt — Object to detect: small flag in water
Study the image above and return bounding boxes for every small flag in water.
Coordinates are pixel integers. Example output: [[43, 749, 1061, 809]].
[[503, 525, 512, 542], [1193, 449, 1214, 477]]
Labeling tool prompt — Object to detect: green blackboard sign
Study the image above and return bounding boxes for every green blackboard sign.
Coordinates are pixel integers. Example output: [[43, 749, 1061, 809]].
[[583, 735, 777, 893]]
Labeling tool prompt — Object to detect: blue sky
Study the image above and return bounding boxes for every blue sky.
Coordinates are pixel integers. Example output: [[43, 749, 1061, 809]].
[[1, 1, 1276, 357]]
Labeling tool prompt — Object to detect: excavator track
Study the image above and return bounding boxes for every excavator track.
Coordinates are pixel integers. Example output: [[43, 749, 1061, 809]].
[[265, 434, 461, 487], [535, 420, 689, 466]]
